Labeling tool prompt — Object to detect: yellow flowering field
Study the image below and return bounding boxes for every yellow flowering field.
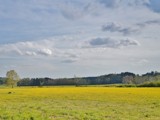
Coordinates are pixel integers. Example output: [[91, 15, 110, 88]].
[[0, 87, 160, 120]]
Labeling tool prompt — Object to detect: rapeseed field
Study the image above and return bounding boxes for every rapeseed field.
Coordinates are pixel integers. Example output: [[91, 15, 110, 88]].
[[0, 87, 160, 120]]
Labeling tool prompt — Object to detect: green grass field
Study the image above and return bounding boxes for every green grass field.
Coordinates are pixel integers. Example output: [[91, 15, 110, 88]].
[[0, 87, 160, 120]]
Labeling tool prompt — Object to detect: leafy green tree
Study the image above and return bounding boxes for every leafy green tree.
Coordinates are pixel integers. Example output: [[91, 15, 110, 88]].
[[6, 70, 20, 88]]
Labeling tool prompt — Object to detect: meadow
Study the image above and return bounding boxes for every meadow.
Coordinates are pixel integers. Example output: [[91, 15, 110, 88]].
[[0, 87, 160, 120]]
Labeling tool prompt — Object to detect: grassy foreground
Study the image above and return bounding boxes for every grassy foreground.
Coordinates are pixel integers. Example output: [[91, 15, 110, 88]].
[[0, 87, 160, 120]]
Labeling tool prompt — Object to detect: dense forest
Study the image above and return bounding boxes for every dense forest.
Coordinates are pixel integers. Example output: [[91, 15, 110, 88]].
[[16, 71, 160, 86], [1, 71, 160, 87]]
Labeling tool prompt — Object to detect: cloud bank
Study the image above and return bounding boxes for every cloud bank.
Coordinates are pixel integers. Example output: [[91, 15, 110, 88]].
[[0, 0, 160, 77], [102, 22, 139, 35], [83, 37, 140, 48], [0, 40, 54, 56]]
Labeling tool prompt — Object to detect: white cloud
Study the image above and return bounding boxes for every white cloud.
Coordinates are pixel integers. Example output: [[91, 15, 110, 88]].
[[25, 51, 37, 56], [0, 40, 54, 57], [0, 37, 79, 60], [37, 48, 52, 56]]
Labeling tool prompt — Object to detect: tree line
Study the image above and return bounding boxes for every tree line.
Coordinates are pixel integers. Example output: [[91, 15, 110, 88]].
[[1, 70, 160, 88], [18, 71, 160, 86]]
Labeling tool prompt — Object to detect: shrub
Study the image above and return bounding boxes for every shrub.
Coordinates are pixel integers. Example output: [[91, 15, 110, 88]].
[[117, 84, 136, 87], [138, 81, 160, 87]]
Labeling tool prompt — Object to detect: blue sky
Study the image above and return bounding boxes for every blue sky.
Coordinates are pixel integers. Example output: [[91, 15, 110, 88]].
[[0, 0, 160, 78]]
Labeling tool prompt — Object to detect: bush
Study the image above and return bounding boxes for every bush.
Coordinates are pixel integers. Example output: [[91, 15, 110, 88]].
[[138, 81, 160, 87], [117, 84, 136, 87]]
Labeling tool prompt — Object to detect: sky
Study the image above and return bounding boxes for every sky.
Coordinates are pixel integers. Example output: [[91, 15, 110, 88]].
[[0, 0, 160, 78]]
